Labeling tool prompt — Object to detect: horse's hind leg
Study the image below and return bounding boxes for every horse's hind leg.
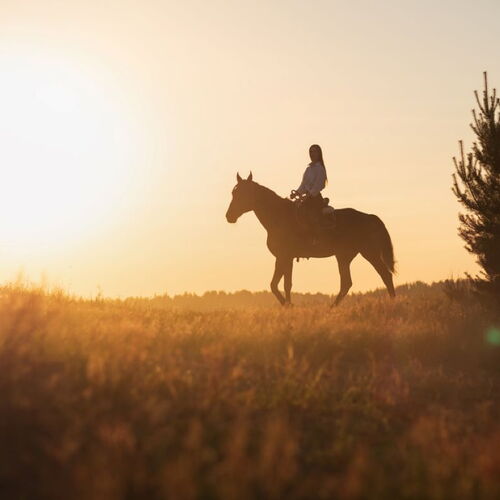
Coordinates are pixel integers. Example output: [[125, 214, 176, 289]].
[[283, 258, 293, 305], [362, 251, 396, 298], [270, 257, 286, 305], [332, 253, 355, 307]]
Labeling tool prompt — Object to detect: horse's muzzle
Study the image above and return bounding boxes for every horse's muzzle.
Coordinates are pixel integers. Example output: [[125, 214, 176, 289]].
[[226, 213, 237, 223]]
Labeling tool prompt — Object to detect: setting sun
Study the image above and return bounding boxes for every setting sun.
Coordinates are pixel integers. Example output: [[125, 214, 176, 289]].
[[0, 48, 136, 252]]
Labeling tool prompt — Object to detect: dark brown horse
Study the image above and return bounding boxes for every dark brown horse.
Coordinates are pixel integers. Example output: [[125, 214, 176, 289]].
[[226, 172, 396, 306]]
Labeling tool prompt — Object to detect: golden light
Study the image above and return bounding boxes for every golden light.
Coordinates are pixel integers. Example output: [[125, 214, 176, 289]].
[[0, 48, 137, 253]]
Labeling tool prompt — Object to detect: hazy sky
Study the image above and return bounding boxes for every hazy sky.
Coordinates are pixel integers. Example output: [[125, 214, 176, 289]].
[[1, 0, 499, 297]]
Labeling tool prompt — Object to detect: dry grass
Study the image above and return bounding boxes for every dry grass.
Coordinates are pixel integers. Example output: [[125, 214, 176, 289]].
[[1, 283, 500, 499]]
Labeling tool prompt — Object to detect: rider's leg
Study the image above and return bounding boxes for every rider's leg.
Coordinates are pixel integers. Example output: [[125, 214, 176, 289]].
[[308, 195, 324, 244]]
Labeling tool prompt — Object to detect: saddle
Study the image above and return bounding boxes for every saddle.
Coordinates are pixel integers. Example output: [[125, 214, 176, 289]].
[[294, 196, 336, 229], [320, 197, 336, 226]]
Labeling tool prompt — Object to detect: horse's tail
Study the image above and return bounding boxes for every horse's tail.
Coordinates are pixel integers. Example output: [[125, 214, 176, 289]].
[[371, 216, 396, 274]]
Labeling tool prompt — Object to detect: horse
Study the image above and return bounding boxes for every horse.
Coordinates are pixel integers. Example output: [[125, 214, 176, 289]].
[[225, 172, 396, 306]]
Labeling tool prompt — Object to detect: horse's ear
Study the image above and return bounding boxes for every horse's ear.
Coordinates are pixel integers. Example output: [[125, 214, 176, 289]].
[[236, 172, 242, 183], [247, 171, 253, 182]]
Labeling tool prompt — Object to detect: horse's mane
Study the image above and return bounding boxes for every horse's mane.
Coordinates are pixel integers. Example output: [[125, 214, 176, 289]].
[[252, 181, 293, 207]]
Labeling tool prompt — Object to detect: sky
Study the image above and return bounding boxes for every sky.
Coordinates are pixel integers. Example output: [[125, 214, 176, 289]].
[[0, 0, 499, 297]]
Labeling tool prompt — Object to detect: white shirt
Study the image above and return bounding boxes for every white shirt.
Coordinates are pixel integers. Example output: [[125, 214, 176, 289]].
[[296, 162, 327, 196]]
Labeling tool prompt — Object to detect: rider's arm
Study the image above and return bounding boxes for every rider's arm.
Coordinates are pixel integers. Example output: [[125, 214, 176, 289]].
[[296, 167, 310, 194]]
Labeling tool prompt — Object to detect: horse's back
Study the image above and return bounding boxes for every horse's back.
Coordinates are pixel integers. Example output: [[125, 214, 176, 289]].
[[334, 207, 377, 225], [334, 207, 372, 215], [331, 208, 385, 248]]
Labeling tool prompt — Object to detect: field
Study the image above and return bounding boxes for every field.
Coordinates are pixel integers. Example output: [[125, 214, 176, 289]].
[[1, 283, 500, 499]]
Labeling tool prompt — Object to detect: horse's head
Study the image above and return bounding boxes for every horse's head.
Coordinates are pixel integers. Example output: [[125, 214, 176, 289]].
[[226, 172, 255, 223]]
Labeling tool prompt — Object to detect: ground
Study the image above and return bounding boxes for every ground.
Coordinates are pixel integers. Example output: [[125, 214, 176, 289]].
[[1, 283, 499, 499]]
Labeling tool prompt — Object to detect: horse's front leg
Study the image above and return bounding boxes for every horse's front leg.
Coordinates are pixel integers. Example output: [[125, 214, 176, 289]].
[[283, 258, 294, 306], [270, 258, 286, 305]]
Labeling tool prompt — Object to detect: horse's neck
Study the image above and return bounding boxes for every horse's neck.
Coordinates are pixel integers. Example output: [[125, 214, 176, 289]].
[[253, 186, 290, 232]]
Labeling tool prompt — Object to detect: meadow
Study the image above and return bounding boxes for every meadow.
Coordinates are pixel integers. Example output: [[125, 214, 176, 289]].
[[1, 282, 500, 499]]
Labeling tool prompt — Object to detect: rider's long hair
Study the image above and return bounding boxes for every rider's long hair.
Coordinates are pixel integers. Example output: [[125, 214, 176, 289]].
[[309, 144, 328, 183]]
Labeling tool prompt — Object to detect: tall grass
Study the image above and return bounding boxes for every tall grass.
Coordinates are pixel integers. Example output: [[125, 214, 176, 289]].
[[1, 283, 499, 499]]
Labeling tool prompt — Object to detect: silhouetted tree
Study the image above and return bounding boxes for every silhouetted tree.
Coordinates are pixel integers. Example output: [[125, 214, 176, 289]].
[[453, 72, 500, 304]]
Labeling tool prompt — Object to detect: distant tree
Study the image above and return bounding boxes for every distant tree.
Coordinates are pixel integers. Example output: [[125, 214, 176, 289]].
[[453, 72, 500, 305]]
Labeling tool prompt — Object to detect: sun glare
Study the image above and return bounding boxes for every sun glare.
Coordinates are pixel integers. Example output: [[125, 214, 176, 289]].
[[0, 49, 137, 253]]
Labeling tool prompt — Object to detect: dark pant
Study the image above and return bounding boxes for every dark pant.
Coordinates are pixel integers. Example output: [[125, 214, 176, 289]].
[[302, 193, 324, 213], [302, 194, 324, 238]]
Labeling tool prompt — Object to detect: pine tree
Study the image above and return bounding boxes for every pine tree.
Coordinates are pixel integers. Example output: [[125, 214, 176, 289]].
[[452, 72, 500, 305]]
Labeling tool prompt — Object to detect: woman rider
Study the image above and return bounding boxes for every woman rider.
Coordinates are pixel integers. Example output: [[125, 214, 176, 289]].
[[290, 144, 328, 243]]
